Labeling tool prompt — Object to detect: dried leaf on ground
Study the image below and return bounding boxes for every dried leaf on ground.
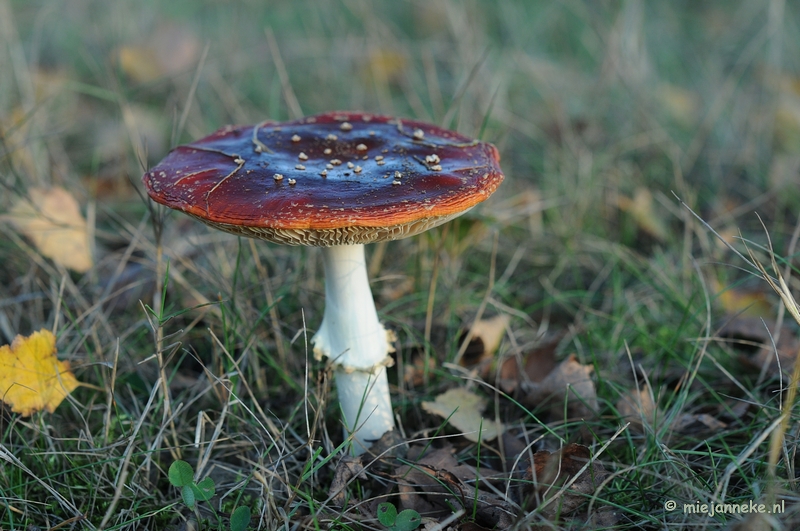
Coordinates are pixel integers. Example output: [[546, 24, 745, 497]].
[[0, 329, 80, 416], [459, 314, 510, 369], [617, 187, 669, 241], [6, 187, 93, 272], [395, 446, 515, 528], [523, 443, 611, 522], [422, 388, 504, 442], [718, 315, 799, 377], [399, 345, 437, 388], [616, 386, 658, 430], [116, 23, 201, 83], [617, 383, 727, 435], [657, 83, 700, 126], [519, 354, 598, 419], [362, 49, 408, 85], [498, 334, 562, 392], [327, 456, 366, 507], [711, 278, 773, 317]]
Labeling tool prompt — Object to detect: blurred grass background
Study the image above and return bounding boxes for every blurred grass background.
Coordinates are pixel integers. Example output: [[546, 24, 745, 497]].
[[3, 0, 800, 529]]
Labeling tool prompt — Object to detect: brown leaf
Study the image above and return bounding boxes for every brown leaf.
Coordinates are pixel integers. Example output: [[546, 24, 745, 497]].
[[523, 443, 609, 520], [671, 413, 727, 434], [520, 355, 598, 419], [718, 315, 799, 377], [399, 345, 436, 388], [395, 446, 515, 527], [6, 187, 93, 272], [617, 383, 727, 435], [616, 386, 658, 431], [498, 334, 561, 393], [327, 455, 366, 507]]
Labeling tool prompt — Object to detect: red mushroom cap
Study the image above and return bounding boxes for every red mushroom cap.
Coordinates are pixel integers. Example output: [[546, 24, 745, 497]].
[[143, 111, 504, 246]]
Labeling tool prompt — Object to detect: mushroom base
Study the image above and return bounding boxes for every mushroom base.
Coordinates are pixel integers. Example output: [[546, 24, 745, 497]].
[[333, 366, 395, 455]]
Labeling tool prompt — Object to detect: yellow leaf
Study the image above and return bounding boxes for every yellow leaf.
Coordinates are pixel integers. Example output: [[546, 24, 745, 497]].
[[116, 24, 201, 83], [656, 83, 699, 126], [7, 187, 93, 272], [0, 330, 80, 416], [421, 388, 504, 442], [459, 314, 510, 367], [710, 277, 772, 317], [617, 187, 669, 241], [362, 49, 408, 85]]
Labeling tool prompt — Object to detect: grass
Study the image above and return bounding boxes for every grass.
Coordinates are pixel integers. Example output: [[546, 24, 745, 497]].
[[3, 0, 800, 529]]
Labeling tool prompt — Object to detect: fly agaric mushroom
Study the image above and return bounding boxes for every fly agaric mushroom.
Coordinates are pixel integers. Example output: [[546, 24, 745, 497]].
[[143, 111, 504, 454]]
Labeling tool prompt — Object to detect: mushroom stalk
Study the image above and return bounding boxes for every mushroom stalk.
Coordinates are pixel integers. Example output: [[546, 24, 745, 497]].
[[312, 244, 395, 454]]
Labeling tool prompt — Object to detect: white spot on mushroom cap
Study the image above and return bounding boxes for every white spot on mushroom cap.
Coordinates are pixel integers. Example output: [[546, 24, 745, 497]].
[[288, 178, 296, 185], [296, 164, 306, 170], [299, 152, 308, 160], [291, 134, 301, 142], [413, 129, 425, 140], [356, 143, 367, 152], [273, 173, 284, 181], [340, 122, 353, 131]]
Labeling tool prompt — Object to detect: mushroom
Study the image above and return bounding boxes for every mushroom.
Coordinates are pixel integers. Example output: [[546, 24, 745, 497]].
[[142, 111, 504, 454]]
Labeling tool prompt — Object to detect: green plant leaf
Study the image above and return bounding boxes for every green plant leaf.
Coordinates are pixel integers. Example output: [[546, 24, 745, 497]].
[[181, 484, 196, 509], [169, 460, 195, 487], [393, 509, 421, 531], [377, 502, 397, 526], [230, 505, 251, 531], [192, 476, 216, 501]]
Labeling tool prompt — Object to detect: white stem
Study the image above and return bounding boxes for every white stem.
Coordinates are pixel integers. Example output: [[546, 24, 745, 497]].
[[311, 244, 395, 454]]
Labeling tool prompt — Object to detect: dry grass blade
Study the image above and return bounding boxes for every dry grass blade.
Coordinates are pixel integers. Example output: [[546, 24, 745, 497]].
[[744, 217, 800, 487]]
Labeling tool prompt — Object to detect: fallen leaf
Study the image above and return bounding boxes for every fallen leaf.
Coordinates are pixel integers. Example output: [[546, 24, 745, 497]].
[[0, 329, 80, 416], [519, 354, 598, 420], [6, 187, 93, 272], [459, 314, 510, 368], [395, 446, 515, 527], [363, 49, 408, 86], [656, 83, 700, 126], [116, 23, 201, 83], [498, 334, 563, 392], [616, 386, 658, 430], [617, 383, 727, 435], [711, 277, 773, 317], [327, 455, 366, 507], [717, 315, 798, 378], [523, 443, 609, 520], [617, 187, 669, 241], [422, 388, 504, 442], [671, 412, 727, 433]]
